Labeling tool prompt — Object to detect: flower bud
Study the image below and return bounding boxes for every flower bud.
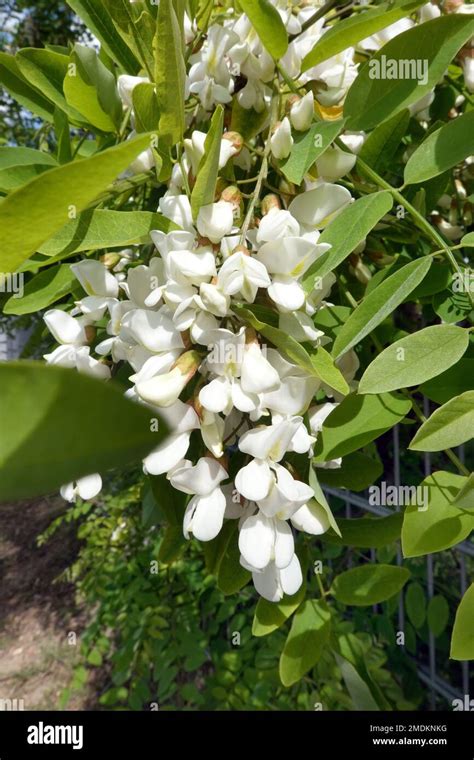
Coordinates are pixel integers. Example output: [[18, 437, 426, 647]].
[[261, 194, 281, 215], [220, 184, 242, 209], [316, 145, 357, 181], [197, 200, 235, 243], [270, 117, 293, 159], [222, 131, 244, 155], [444, 0, 464, 12], [461, 50, 474, 93], [290, 91, 314, 132], [136, 350, 201, 408], [199, 282, 231, 317]]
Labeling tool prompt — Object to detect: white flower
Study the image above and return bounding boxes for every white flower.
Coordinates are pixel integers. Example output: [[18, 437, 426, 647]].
[[197, 201, 235, 243], [137, 366, 189, 408], [316, 145, 357, 181], [184, 130, 239, 176], [44, 309, 89, 346], [60, 473, 102, 503], [243, 554, 303, 602], [256, 235, 331, 311], [235, 417, 303, 501], [217, 250, 270, 302], [256, 208, 300, 243], [290, 91, 314, 131], [262, 349, 320, 415], [288, 183, 352, 230], [239, 511, 294, 570], [170, 457, 228, 541], [121, 308, 184, 353], [270, 117, 293, 159], [462, 55, 474, 93], [158, 194, 194, 231], [143, 400, 200, 475]]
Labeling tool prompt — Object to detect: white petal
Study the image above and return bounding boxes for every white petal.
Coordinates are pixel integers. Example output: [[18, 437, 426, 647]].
[[171, 456, 227, 496], [238, 511, 274, 569], [240, 343, 280, 394], [235, 459, 272, 501], [189, 488, 227, 541], [199, 376, 232, 413], [288, 184, 352, 229], [273, 519, 295, 569], [77, 473, 102, 500], [252, 563, 283, 602], [291, 499, 330, 535], [238, 418, 302, 462], [268, 276, 305, 311], [279, 554, 303, 596], [143, 432, 191, 475]]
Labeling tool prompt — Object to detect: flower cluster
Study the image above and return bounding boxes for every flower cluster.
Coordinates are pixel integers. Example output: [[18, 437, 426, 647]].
[[42, 0, 472, 601]]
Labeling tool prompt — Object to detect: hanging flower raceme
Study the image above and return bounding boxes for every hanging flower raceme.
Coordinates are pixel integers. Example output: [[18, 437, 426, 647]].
[[41, 0, 461, 603]]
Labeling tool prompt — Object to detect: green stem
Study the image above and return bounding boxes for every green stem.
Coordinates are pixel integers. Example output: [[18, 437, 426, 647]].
[[240, 95, 279, 242]]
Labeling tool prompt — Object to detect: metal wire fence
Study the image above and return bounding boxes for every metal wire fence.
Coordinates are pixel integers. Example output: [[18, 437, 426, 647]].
[[324, 423, 473, 710]]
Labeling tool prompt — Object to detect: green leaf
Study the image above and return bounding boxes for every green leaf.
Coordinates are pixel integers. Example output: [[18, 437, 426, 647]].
[[402, 471, 474, 558], [358, 109, 410, 175], [420, 359, 474, 404], [334, 652, 380, 710], [333, 257, 432, 359], [313, 392, 412, 461], [15, 49, 86, 124], [331, 564, 410, 606], [333, 632, 389, 710], [427, 595, 449, 638], [280, 119, 346, 185], [309, 467, 341, 537], [0, 51, 55, 122], [301, 0, 427, 71], [66, 0, 140, 72], [433, 286, 472, 324], [344, 15, 474, 131], [132, 83, 160, 133], [0, 133, 154, 273], [36, 209, 174, 260], [321, 513, 403, 549], [317, 451, 383, 492], [302, 191, 393, 289], [409, 391, 474, 452], [405, 582, 426, 629], [0, 362, 167, 501], [309, 345, 349, 396], [359, 325, 469, 394], [451, 473, 474, 511], [54, 106, 72, 164], [238, 0, 288, 59], [3, 265, 77, 315], [154, 0, 186, 145], [279, 600, 331, 687], [191, 105, 224, 220], [461, 232, 474, 248], [404, 111, 474, 185], [63, 44, 122, 132], [0, 163, 56, 192], [0, 147, 57, 171], [450, 583, 474, 660], [102, 0, 154, 75], [253, 584, 306, 637], [216, 521, 250, 595]]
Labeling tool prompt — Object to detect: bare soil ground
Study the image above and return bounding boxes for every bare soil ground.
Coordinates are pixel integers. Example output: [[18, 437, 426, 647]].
[[0, 497, 93, 710]]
